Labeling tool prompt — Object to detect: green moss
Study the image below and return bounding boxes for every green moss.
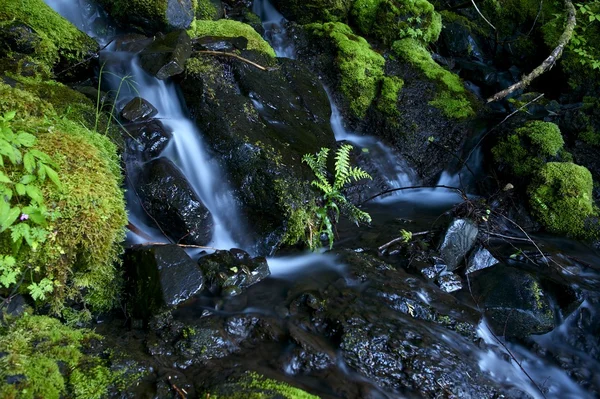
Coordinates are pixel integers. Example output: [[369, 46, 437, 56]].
[[273, 0, 353, 24], [306, 22, 385, 118], [492, 121, 565, 177], [0, 315, 116, 399], [528, 162, 597, 238], [188, 20, 276, 57], [0, 0, 97, 70], [196, 0, 219, 20], [377, 75, 403, 117], [98, 0, 170, 30], [392, 38, 473, 119], [351, 0, 442, 45], [204, 371, 320, 399]]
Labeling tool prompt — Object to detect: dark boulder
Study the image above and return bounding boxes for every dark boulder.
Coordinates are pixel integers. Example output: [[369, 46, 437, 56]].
[[124, 119, 172, 161], [120, 97, 158, 123], [439, 218, 479, 271], [0, 22, 40, 55], [124, 244, 204, 319], [139, 30, 192, 79], [135, 157, 213, 245], [98, 0, 195, 34], [113, 33, 153, 53], [197, 248, 270, 296]]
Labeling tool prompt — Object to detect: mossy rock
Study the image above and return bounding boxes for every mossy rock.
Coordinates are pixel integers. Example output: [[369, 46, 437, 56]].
[[351, 0, 442, 45], [202, 371, 319, 399], [271, 0, 353, 24], [492, 120, 568, 177], [0, 314, 116, 399], [188, 19, 276, 58], [196, 0, 221, 21], [392, 38, 474, 119], [528, 162, 597, 238], [305, 22, 386, 119], [0, 82, 127, 314], [98, 0, 195, 33], [0, 0, 97, 74]]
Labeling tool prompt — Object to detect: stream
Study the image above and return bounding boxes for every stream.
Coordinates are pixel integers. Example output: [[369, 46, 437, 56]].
[[43, 0, 600, 398]]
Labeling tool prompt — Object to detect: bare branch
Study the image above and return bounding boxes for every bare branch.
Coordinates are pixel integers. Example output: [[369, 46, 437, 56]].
[[194, 50, 273, 71]]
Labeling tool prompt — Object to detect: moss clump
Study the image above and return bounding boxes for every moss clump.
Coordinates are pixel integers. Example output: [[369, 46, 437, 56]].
[[306, 22, 385, 118], [351, 0, 441, 45], [272, 0, 353, 24], [0, 315, 116, 399], [377, 75, 403, 117], [492, 121, 566, 177], [0, 0, 97, 70], [196, 0, 220, 20], [0, 83, 127, 313], [203, 371, 320, 399], [528, 162, 597, 238], [392, 38, 473, 119], [188, 19, 276, 57]]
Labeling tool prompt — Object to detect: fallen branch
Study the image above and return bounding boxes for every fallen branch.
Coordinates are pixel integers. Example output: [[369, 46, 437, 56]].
[[194, 50, 272, 71], [487, 0, 576, 103], [378, 231, 430, 253], [138, 242, 218, 251], [361, 185, 467, 205]]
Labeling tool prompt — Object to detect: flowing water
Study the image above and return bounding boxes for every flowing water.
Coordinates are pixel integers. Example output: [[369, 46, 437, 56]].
[[43, 0, 600, 397]]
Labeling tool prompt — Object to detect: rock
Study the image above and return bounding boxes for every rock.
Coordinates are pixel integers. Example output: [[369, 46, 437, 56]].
[[439, 20, 484, 61], [0, 295, 27, 318], [192, 35, 248, 52], [113, 33, 153, 53], [200, 371, 318, 398], [135, 157, 213, 245], [466, 247, 500, 274], [124, 119, 172, 161], [139, 30, 192, 79], [470, 264, 554, 338], [124, 244, 204, 319], [439, 218, 479, 271], [98, 0, 195, 34], [420, 257, 447, 280], [270, 0, 352, 25], [120, 97, 158, 122], [437, 272, 463, 293], [0, 22, 40, 55], [197, 249, 270, 295]]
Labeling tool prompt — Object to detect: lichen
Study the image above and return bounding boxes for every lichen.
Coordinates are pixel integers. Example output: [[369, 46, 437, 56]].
[[188, 19, 276, 57], [0, 0, 97, 70], [392, 38, 474, 119], [492, 120, 566, 177], [351, 0, 442, 45], [0, 314, 116, 399], [528, 162, 597, 238], [306, 22, 385, 118]]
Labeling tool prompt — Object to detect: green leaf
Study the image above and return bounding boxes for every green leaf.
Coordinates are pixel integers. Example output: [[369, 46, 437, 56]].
[[16, 132, 36, 148], [45, 166, 61, 189], [37, 162, 47, 181], [0, 205, 20, 232], [2, 111, 16, 122], [0, 171, 11, 184], [25, 185, 44, 205], [19, 174, 36, 184], [23, 152, 35, 173], [28, 278, 54, 301], [15, 183, 26, 196]]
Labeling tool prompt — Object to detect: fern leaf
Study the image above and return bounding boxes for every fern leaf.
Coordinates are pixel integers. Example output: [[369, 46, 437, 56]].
[[334, 144, 352, 190]]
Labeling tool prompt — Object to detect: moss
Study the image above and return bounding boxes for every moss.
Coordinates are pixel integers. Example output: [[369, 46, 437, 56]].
[[392, 38, 474, 119], [273, 0, 353, 24], [528, 162, 597, 238], [0, 0, 97, 70], [204, 371, 320, 399], [351, 0, 442, 45], [188, 20, 276, 57], [306, 22, 385, 118], [0, 314, 116, 399], [377, 75, 403, 117], [0, 83, 127, 313], [196, 0, 219, 20], [492, 121, 565, 177]]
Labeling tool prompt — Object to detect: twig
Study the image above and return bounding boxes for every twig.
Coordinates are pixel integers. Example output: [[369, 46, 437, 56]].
[[138, 242, 218, 251], [485, 231, 534, 242], [168, 376, 187, 399], [194, 50, 272, 71], [487, 0, 576, 102], [471, 0, 496, 30], [361, 185, 467, 205], [527, 0, 545, 36], [378, 231, 430, 253]]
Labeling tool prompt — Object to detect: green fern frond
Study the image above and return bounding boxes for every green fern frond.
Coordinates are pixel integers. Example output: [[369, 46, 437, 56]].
[[311, 179, 333, 194], [334, 144, 352, 190], [349, 166, 372, 181]]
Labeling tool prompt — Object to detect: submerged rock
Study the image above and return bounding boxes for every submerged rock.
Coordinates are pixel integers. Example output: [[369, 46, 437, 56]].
[[124, 244, 204, 319], [120, 97, 158, 122], [439, 218, 479, 271], [135, 157, 213, 245], [124, 119, 172, 161], [139, 30, 192, 79], [437, 272, 463, 293]]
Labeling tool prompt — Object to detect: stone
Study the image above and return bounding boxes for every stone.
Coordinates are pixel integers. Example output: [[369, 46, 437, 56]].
[[466, 247, 500, 274], [0, 22, 40, 55], [439, 218, 478, 271], [124, 244, 204, 319], [139, 30, 192, 80], [135, 157, 213, 245], [124, 119, 172, 161], [421, 257, 447, 280], [120, 97, 158, 122], [437, 273, 463, 293]]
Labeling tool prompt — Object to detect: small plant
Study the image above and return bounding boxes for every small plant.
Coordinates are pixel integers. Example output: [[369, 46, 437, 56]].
[[302, 144, 372, 249]]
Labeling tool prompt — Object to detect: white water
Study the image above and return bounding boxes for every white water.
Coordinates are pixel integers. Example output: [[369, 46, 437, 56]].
[[252, 0, 295, 58]]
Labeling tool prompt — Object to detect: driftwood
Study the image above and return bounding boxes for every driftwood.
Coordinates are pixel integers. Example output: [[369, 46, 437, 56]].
[[487, 0, 576, 103]]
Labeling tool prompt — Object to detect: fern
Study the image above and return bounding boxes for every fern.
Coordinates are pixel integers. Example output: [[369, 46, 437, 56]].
[[301, 144, 372, 249]]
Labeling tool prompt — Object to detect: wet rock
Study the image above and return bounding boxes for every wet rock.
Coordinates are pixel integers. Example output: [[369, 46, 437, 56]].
[[192, 35, 249, 52], [0, 295, 27, 318], [197, 249, 270, 295], [270, 0, 352, 25], [113, 33, 153, 53], [439, 218, 479, 271], [0, 22, 40, 55], [470, 264, 554, 338], [421, 257, 447, 280], [98, 0, 195, 34], [120, 97, 158, 123], [437, 273, 463, 293], [466, 246, 500, 274], [124, 119, 172, 161], [139, 30, 192, 79], [135, 157, 213, 245], [456, 59, 499, 88], [439, 20, 484, 62], [124, 244, 204, 319]]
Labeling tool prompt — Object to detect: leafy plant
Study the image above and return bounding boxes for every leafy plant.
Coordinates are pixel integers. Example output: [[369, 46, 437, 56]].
[[302, 144, 372, 249], [0, 111, 61, 303]]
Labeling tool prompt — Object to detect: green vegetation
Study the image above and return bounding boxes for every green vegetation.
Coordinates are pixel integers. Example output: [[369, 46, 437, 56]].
[[492, 121, 566, 177], [392, 38, 473, 119], [300, 144, 372, 250], [351, 0, 442, 45], [203, 371, 320, 399], [0, 0, 97, 70], [0, 314, 117, 399], [188, 19, 277, 57], [306, 22, 385, 118], [377, 75, 404, 117], [528, 162, 597, 238], [272, 0, 353, 24], [196, 0, 220, 20]]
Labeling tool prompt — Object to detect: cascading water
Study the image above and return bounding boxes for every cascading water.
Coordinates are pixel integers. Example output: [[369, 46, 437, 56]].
[[252, 0, 295, 58]]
